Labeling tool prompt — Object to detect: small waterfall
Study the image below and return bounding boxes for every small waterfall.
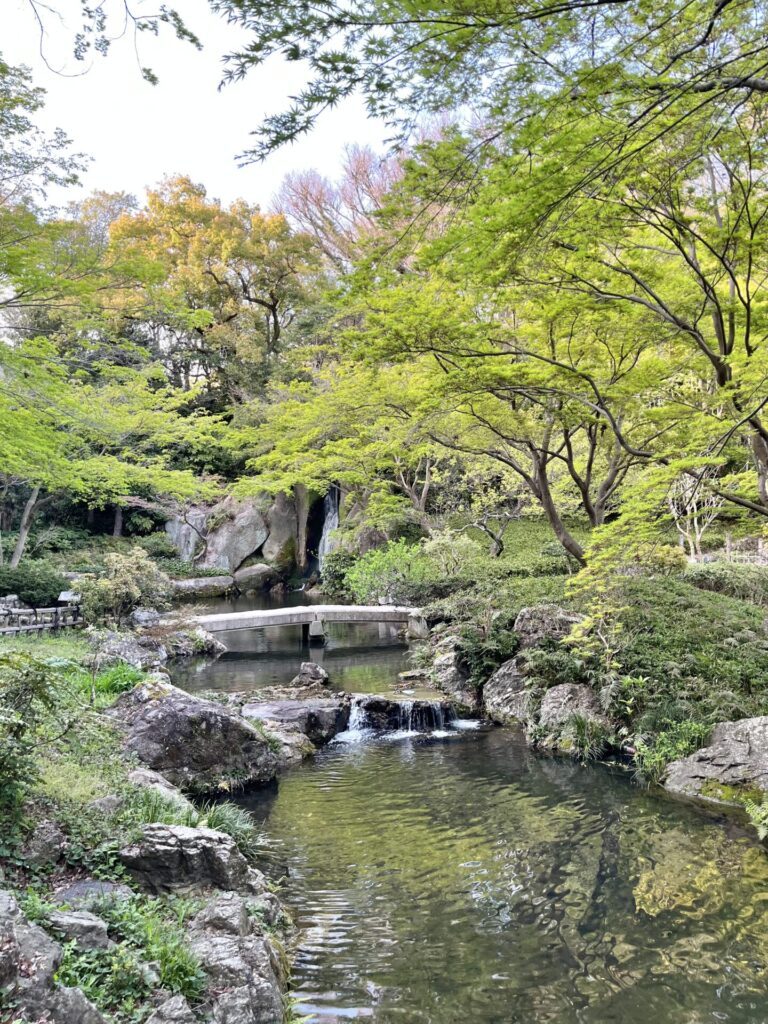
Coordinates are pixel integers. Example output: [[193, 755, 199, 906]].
[[334, 696, 458, 743], [318, 487, 340, 571]]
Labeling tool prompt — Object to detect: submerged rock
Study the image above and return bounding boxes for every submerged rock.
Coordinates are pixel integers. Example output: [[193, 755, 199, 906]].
[[108, 680, 279, 792], [289, 661, 330, 688], [664, 716, 768, 801]]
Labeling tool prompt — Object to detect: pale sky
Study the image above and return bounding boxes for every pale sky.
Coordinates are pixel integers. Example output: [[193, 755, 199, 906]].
[[0, 0, 387, 209]]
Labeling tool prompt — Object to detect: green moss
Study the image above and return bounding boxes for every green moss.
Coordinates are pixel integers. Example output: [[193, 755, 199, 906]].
[[699, 781, 765, 805]]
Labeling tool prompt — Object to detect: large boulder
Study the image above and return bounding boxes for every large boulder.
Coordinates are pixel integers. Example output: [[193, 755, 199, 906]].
[[165, 508, 208, 562], [0, 889, 107, 1023], [664, 716, 768, 800], [432, 635, 479, 710], [242, 697, 349, 746], [171, 576, 235, 598], [538, 683, 612, 733], [200, 497, 270, 573], [119, 824, 261, 894], [108, 681, 279, 792], [261, 492, 298, 567], [483, 657, 531, 723], [513, 605, 584, 649], [90, 629, 168, 671], [233, 563, 279, 592]]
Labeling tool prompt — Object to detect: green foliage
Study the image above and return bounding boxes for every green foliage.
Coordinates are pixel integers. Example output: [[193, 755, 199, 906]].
[[0, 653, 59, 837], [319, 550, 358, 599], [682, 562, 768, 607], [0, 560, 66, 607], [56, 895, 206, 1020], [197, 801, 267, 859], [92, 664, 145, 696], [634, 722, 711, 785], [135, 532, 178, 559], [743, 798, 768, 841], [344, 539, 440, 604], [155, 558, 231, 578], [458, 613, 518, 685], [79, 549, 172, 625], [562, 714, 612, 763]]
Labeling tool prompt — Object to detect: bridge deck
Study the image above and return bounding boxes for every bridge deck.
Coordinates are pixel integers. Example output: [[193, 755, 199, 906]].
[[192, 604, 421, 633]]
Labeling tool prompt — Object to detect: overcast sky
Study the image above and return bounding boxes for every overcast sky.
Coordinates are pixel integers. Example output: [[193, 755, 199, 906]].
[[1, 0, 386, 209]]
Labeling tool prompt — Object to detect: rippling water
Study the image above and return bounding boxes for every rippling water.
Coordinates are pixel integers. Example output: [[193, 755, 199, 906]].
[[240, 728, 768, 1024]]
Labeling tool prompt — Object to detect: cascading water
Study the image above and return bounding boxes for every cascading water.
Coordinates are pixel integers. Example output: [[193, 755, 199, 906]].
[[317, 487, 340, 572], [335, 695, 462, 743]]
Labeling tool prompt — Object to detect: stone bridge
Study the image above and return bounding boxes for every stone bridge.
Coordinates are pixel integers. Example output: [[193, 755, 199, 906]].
[[191, 604, 428, 643]]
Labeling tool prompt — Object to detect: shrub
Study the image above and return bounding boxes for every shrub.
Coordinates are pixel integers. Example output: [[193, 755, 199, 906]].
[[137, 531, 178, 559], [319, 549, 358, 599], [93, 664, 145, 696], [562, 714, 612, 762], [744, 797, 768, 841], [345, 539, 443, 604], [0, 560, 67, 607], [79, 549, 172, 625], [682, 561, 768, 607], [0, 653, 60, 840], [198, 801, 266, 859], [459, 612, 519, 684], [156, 557, 230, 578]]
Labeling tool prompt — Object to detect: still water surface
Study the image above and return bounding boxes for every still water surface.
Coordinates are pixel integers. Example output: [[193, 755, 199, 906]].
[[179, 598, 768, 1023]]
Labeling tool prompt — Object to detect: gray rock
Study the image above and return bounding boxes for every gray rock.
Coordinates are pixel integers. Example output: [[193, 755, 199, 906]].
[[242, 697, 349, 746], [233, 563, 279, 591], [262, 491, 298, 567], [108, 680, 279, 792], [47, 910, 111, 950], [131, 607, 162, 627], [513, 605, 584, 650], [432, 635, 479, 709], [90, 628, 168, 670], [483, 657, 531, 723], [289, 661, 330, 688], [55, 878, 134, 909], [189, 892, 252, 937], [171, 576, 236, 598], [201, 497, 270, 573], [165, 508, 208, 563], [163, 626, 227, 659], [119, 824, 253, 893], [86, 794, 123, 816], [538, 683, 611, 733], [188, 932, 283, 1024], [146, 994, 198, 1024], [0, 889, 107, 1023], [22, 819, 67, 867], [127, 767, 196, 812], [664, 716, 768, 799]]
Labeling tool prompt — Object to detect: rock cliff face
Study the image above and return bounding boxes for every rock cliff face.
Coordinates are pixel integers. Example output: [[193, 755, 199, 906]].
[[165, 491, 310, 575]]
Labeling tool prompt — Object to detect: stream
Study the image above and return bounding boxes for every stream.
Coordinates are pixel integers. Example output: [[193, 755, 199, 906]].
[[172, 597, 768, 1024]]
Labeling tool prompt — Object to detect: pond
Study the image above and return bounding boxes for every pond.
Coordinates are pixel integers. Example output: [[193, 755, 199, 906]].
[[178, 598, 768, 1024]]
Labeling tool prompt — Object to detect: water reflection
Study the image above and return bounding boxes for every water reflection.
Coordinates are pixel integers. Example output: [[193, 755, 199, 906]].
[[240, 728, 768, 1024], [171, 592, 410, 694]]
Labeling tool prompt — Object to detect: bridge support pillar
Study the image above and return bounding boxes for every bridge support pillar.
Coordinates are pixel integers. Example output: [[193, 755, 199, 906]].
[[308, 619, 327, 646]]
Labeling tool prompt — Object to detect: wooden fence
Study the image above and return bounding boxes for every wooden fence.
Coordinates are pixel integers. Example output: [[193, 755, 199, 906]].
[[0, 604, 83, 635]]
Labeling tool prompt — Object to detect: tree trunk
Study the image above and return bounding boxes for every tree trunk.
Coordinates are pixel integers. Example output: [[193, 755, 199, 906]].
[[535, 462, 586, 564], [10, 485, 41, 568], [113, 506, 123, 538]]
